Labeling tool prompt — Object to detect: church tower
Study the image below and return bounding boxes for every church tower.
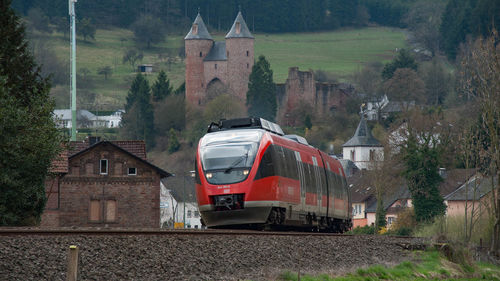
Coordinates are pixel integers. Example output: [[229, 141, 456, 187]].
[[342, 116, 384, 170], [225, 11, 254, 101], [184, 13, 213, 105]]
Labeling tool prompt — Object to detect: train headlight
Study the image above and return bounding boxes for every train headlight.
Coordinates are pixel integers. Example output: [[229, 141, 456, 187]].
[[206, 172, 213, 179], [243, 169, 249, 175]]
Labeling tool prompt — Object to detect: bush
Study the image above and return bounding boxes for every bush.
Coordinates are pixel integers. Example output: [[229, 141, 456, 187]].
[[349, 225, 375, 235]]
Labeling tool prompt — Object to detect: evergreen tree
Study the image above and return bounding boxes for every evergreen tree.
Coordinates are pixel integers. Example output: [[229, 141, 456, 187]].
[[152, 70, 172, 102], [0, 0, 61, 225], [121, 73, 155, 148], [402, 132, 446, 222], [375, 198, 387, 231], [167, 128, 180, 154], [246, 55, 276, 121], [381, 49, 418, 80]]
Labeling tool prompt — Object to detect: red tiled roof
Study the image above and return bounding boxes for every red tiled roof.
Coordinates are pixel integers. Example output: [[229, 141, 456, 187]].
[[111, 140, 147, 160], [49, 149, 68, 173], [68, 140, 147, 160]]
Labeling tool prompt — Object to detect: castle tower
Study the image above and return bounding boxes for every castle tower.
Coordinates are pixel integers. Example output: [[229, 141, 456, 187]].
[[185, 13, 214, 105], [225, 11, 254, 101]]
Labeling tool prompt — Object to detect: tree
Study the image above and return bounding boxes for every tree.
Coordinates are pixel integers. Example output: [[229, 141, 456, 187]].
[[122, 49, 143, 71], [121, 73, 155, 148], [97, 66, 112, 80], [381, 49, 418, 80], [167, 128, 180, 154], [152, 70, 172, 102], [0, 0, 61, 225], [77, 18, 96, 42], [26, 7, 51, 34], [53, 16, 69, 39], [404, 0, 445, 56], [247, 55, 276, 121], [204, 94, 247, 122], [420, 59, 453, 106], [401, 110, 447, 222], [130, 14, 166, 49], [383, 68, 425, 107], [459, 29, 500, 256]]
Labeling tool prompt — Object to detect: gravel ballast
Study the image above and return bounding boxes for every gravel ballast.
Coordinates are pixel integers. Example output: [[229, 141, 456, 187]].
[[0, 233, 427, 280]]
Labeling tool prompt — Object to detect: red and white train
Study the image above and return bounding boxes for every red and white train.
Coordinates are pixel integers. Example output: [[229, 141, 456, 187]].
[[195, 118, 352, 232]]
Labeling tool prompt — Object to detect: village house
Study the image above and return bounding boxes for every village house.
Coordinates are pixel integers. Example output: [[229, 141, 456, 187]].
[[41, 138, 172, 228], [160, 181, 203, 229], [349, 169, 476, 228], [53, 109, 124, 129]]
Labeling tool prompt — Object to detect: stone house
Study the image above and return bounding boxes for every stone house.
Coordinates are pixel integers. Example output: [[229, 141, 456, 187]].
[[41, 139, 172, 228]]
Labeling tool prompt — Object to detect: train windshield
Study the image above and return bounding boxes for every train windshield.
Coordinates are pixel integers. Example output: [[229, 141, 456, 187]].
[[200, 130, 263, 184]]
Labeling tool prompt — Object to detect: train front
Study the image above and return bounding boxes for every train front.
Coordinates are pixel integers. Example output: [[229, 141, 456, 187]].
[[195, 129, 272, 227]]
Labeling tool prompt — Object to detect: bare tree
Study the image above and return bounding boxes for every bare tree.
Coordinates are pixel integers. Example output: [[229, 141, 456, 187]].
[[460, 29, 500, 256]]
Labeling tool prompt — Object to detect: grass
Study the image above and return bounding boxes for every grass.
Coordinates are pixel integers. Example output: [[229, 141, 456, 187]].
[[40, 26, 407, 109], [277, 250, 500, 281]]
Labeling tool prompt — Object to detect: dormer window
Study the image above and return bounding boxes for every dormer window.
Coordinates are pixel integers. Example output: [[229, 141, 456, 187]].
[[192, 23, 198, 35], [236, 22, 241, 34]]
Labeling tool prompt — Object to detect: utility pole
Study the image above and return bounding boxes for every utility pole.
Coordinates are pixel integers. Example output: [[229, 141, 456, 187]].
[[69, 0, 77, 141]]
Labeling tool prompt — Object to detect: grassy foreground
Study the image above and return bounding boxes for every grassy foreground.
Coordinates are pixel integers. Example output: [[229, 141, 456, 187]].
[[43, 26, 406, 109], [278, 250, 500, 281]]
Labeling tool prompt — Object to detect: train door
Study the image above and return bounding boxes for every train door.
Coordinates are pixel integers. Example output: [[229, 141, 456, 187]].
[[294, 151, 306, 215], [311, 156, 322, 215], [326, 162, 334, 217]]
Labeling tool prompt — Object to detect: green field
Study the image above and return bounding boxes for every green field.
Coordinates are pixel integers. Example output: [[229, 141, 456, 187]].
[[44, 26, 407, 109]]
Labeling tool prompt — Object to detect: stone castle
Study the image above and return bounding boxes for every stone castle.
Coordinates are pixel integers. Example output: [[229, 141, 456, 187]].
[[184, 12, 254, 105], [184, 13, 354, 120]]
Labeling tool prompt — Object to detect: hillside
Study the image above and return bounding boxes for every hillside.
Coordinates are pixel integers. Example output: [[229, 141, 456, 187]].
[[39, 26, 407, 111]]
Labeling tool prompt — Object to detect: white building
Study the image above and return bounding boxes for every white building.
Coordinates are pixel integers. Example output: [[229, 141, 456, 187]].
[[342, 116, 384, 170], [53, 109, 124, 129], [160, 181, 203, 229]]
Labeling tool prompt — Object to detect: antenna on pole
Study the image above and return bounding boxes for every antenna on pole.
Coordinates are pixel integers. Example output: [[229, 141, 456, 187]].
[[69, 0, 77, 141]]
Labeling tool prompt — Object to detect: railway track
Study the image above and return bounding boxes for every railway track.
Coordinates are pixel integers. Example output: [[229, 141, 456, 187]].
[[0, 228, 415, 239]]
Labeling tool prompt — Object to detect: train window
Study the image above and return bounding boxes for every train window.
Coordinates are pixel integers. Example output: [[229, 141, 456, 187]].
[[255, 145, 275, 180]]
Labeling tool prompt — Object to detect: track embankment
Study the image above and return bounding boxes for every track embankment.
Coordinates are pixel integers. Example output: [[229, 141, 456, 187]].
[[0, 228, 428, 280]]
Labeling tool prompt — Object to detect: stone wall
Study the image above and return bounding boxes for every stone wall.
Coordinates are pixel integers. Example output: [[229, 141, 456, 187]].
[[277, 67, 354, 125]]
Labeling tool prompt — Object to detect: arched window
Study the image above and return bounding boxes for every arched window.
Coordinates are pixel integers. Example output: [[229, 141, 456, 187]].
[[199, 52, 202, 57], [246, 50, 249, 56]]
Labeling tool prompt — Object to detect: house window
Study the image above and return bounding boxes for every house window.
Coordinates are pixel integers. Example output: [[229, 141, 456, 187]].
[[215, 64, 217, 69], [187, 210, 192, 218], [194, 211, 199, 217], [100, 159, 108, 175], [388, 217, 395, 225], [128, 167, 137, 175], [369, 149, 375, 161], [350, 150, 355, 161], [105, 200, 117, 222], [89, 200, 101, 222], [246, 50, 249, 56]]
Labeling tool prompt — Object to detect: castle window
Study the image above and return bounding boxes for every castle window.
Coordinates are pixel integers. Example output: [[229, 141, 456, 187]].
[[192, 24, 198, 35], [199, 52, 202, 57], [246, 50, 249, 56], [215, 64, 217, 69], [227, 51, 229, 57], [201, 82, 204, 87], [247, 63, 249, 69]]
